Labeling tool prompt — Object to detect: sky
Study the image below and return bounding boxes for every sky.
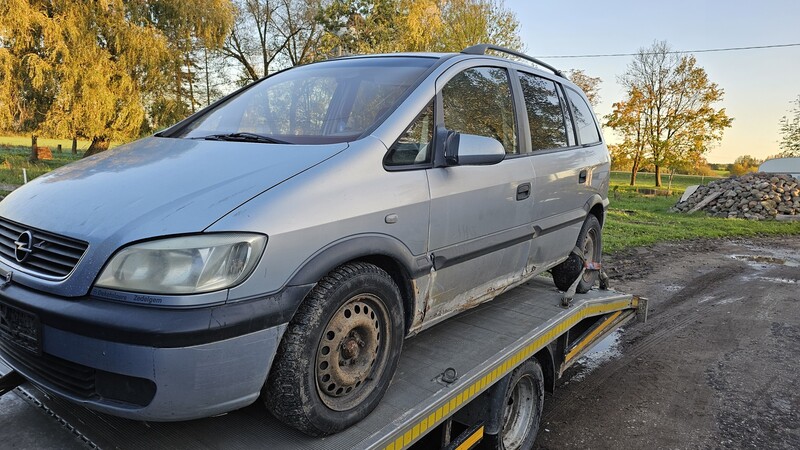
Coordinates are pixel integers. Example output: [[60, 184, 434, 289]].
[[504, 0, 800, 163]]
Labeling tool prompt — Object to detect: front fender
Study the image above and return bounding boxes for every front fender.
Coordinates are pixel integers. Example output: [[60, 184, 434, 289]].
[[288, 234, 432, 287]]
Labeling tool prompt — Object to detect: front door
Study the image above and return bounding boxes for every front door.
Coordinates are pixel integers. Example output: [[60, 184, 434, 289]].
[[424, 65, 535, 326]]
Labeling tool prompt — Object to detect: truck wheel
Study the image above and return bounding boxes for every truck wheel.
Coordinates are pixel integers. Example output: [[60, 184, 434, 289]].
[[482, 359, 544, 450], [264, 262, 404, 436], [551, 214, 602, 294]]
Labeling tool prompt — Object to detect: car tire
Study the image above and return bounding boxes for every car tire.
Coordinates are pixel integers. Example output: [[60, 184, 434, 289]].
[[551, 214, 602, 294], [263, 262, 404, 436], [481, 359, 545, 450]]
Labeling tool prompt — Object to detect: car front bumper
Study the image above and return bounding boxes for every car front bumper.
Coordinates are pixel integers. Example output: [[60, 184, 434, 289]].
[[0, 282, 311, 421]]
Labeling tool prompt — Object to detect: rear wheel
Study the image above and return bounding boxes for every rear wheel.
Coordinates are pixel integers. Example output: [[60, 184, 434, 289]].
[[264, 262, 404, 436], [482, 359, 545, 450], [551, 214, 602, 294]]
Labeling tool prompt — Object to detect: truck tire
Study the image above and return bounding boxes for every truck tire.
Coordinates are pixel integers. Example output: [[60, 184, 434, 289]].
[[482, 359, 544, 450], [551, 214, 602, 294], [263, 262, 404, 436]]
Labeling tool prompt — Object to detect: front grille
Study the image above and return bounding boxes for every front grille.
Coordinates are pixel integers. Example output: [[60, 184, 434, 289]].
[[0, 338, 96, 398], [0, 217, 88, 278]]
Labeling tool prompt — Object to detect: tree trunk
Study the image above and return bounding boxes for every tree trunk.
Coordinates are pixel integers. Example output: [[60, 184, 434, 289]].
[[30, 135, 38, 162], [654, 165, 663, 187], [629, 160, 640, 186], [72, 137, 78, 155], [83, 137, 110, 158]]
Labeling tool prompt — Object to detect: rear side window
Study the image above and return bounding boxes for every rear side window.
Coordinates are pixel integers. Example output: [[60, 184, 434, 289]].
[[565, 88, 601, 145], [442, 67, 518, 154], [518, 72, 568, 150]]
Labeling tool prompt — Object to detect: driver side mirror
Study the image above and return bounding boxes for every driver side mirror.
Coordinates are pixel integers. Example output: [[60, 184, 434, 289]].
[[438, 129, 506, 167]]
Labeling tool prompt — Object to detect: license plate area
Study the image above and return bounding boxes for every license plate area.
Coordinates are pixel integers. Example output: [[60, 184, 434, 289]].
[[0, 302, 41, 355]]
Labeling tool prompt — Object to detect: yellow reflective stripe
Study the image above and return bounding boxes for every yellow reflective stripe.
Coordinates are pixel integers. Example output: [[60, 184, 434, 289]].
[[455, 425, 485, 450], [382, 298, 634, 449], [565, 311, 623, 363]]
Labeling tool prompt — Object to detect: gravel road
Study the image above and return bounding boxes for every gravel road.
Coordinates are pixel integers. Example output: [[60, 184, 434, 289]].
[[536, 235, 800, 449]]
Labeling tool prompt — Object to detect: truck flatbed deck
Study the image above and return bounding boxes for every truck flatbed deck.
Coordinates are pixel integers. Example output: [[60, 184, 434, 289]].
[[1, 277, 644, 449]]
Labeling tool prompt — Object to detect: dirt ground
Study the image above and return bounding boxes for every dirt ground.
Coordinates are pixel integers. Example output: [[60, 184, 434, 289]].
[[535, 235, 800, 449]]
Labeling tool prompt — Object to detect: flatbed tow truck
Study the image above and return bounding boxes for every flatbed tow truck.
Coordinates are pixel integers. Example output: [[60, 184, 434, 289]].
[[1, 277, 646, 449]]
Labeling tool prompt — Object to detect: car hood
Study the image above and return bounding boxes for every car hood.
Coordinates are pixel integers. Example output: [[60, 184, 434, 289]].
[[0, 136, 346, 295]]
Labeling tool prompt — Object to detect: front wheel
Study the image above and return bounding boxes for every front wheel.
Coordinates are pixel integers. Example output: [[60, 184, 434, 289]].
[[263, 262, 404, 436], [551, 214, 603, 294]]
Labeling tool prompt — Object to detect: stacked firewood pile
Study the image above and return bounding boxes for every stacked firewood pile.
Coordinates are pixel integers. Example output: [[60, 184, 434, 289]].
[[671, 173, 800, 220]]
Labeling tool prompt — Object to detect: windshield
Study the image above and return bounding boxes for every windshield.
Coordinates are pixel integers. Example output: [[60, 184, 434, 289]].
[[174, 57, 436, 144]]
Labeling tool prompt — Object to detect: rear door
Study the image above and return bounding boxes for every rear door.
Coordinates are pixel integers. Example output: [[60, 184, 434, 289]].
[[423, 63, 535, 325], [517, 71, 603, 269]]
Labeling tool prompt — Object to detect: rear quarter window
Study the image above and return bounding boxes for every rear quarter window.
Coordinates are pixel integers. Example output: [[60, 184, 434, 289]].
[[565, 88, 601, 145]]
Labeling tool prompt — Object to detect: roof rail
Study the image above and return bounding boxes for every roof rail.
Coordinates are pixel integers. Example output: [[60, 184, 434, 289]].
[[461, 44, 565, 78]]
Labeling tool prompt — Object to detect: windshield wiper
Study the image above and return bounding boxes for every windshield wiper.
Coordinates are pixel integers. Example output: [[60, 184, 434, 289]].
[[197, 132, 290, 144]]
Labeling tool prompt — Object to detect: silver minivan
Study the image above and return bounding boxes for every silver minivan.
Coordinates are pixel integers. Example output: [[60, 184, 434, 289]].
[[0, 45, 609, 436]]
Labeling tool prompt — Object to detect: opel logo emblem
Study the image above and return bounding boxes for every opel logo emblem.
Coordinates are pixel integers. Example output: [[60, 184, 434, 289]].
[[13, 231, 34, 263]]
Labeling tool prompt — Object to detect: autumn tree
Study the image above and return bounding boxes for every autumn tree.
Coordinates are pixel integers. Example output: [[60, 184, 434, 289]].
[[316, 0, 522, 57], [144, 0, 234, 132], [436, 0, 522, 51], [729, 155, 762, 176], [221, 0, 323, 84], [778, 95, 800, 156], [316, 0, 400, 56], [605, 87, 647, 185], [567, 70, 601, 107], [0, 0, 233, 156], [615, 41, 733, 187]]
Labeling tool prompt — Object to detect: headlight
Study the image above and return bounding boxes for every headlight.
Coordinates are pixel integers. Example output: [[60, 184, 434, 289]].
[[95, 234, 266, 295]]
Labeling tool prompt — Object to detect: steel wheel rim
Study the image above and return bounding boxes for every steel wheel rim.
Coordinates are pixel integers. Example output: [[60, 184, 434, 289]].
[[315, 293, 390, 411], [582, 228, 598, 283], [501, 373, 536, 449]]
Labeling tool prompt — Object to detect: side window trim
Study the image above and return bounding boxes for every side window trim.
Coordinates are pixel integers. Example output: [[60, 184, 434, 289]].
[[383, 98, 436, 171], [508, 68, 530, 155], [555, 83, 578, 147]]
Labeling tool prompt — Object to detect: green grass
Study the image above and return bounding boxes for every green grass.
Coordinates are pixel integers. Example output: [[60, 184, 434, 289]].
[[0, 135, 93, 152], [0, 146, 84, 185], [610, 171, 724, 193], [604, 191, 800, 253]]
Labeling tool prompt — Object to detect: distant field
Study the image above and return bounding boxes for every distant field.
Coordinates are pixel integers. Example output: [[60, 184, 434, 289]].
[[610, 171, 725, 193], [0, 135, 93, 152], [0, 146, 83, 185], [604, 192, 800, 253]]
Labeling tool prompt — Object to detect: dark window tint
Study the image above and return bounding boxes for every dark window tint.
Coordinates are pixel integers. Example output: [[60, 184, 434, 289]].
[[518, 73, 568, 150], [565, 88, 601, 145], [174, 57, 435, 144], [442, 67, 518, 154], [385, 100, 434, 166]]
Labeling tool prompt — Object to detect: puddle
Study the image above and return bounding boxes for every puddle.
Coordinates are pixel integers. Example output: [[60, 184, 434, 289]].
[[730, 254, 796, 266], [715, 296, 745, 305], [757, 277, 799, 284], [565, 329, 623, 383], [734, 247, 800, 267]]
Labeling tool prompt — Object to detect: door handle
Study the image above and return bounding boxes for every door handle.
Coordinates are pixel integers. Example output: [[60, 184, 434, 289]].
[[516, 182, 531, 201], [578, 170, 588, 184]]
